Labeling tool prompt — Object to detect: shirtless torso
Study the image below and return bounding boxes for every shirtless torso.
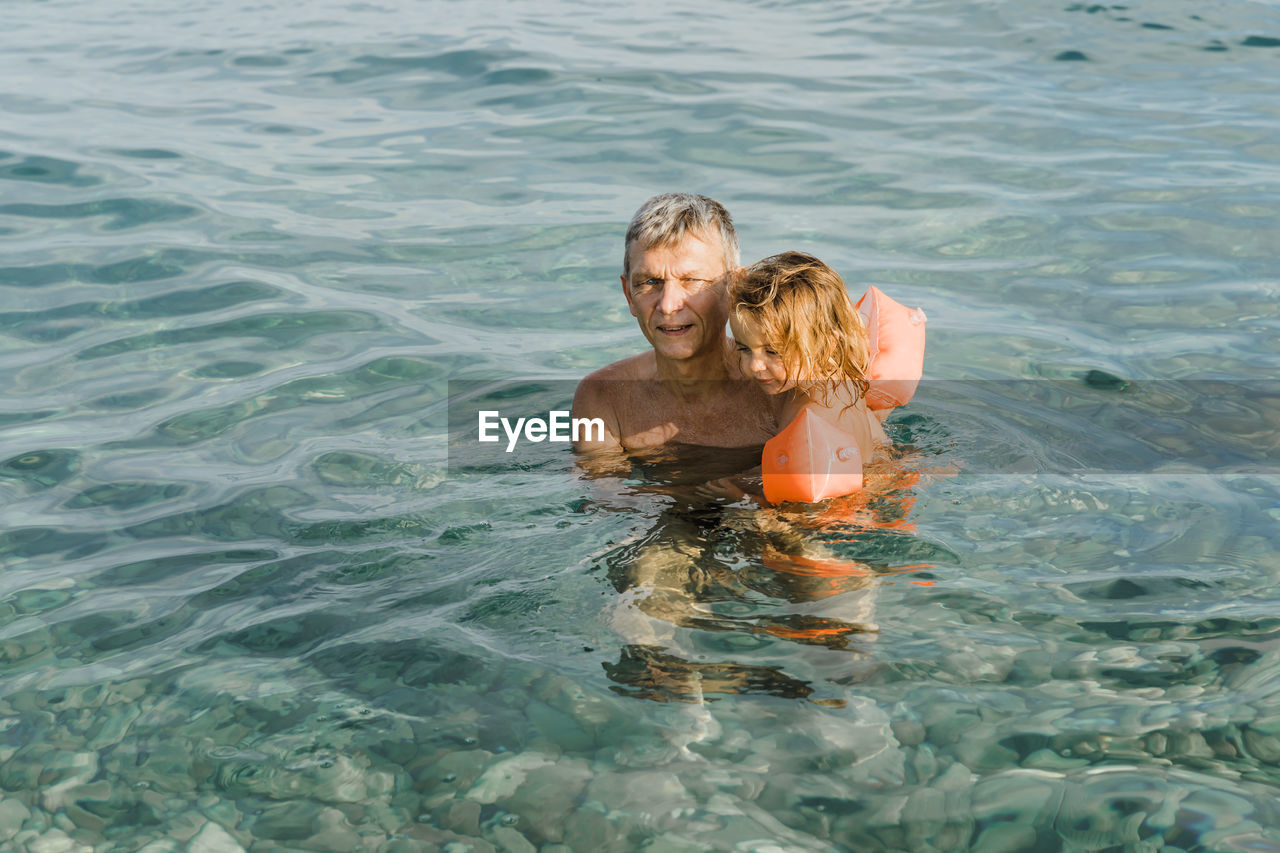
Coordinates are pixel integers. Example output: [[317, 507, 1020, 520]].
[[572, 347, 783, 454]]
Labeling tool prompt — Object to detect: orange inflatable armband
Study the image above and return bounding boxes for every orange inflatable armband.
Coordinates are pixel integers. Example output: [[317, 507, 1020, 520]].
[[856, 285, 927, 410], [762, 408, 863, 504], [760, 286, 925, 503]]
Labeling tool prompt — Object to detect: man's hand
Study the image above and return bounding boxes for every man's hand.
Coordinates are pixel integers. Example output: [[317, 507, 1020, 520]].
[[692, 476, 755, 504]]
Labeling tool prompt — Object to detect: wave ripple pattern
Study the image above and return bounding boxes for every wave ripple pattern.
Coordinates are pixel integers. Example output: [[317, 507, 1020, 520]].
[[3, 0, 1280, 850]]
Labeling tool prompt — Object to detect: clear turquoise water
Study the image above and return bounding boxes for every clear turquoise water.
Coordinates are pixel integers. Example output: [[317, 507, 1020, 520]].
[[3, 0, 1280, 849]]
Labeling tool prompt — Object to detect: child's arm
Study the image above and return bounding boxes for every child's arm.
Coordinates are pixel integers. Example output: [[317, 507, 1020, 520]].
[[803, 386, 887, 460]]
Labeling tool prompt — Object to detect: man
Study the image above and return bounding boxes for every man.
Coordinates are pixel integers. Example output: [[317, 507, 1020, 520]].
[[571, 193, 781, 454], [573, 196, 876, 705]]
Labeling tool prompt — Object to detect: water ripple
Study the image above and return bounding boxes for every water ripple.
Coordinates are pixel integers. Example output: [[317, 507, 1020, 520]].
[[2, 0, 1280, 848]]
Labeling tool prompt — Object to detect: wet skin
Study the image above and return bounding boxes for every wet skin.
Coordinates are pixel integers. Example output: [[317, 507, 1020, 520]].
[[729, 312, 798, 396], [621, 231, 732, 367], [571, 230, 783, 454]]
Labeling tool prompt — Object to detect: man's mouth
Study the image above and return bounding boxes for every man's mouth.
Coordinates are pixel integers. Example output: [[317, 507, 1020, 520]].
[[657, 324, 693, 335]]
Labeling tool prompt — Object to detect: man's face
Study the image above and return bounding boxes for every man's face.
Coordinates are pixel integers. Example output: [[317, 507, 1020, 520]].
[[621, 231, 730, 363]]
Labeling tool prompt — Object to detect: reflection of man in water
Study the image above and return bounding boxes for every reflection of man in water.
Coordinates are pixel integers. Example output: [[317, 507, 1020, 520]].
[[572, 194, 883, 706], [571, 192, 781, 454]]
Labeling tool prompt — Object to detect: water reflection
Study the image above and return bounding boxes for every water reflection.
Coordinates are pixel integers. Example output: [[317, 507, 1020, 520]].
[[591, 443, 928, 704]]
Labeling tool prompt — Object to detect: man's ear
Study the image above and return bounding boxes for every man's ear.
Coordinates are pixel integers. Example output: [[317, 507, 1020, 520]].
[[620, 274, 637, 317]]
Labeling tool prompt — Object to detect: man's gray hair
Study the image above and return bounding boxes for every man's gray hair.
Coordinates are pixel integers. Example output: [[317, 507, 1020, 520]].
[[622, 193, 739, 279]]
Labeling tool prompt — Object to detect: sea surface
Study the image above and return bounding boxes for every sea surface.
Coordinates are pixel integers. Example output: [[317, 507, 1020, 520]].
[[3, 0, 1280, 850]]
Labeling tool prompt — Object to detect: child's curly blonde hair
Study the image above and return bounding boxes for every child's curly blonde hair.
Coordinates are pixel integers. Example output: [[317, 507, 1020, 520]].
[[730, 251, 870, 407]]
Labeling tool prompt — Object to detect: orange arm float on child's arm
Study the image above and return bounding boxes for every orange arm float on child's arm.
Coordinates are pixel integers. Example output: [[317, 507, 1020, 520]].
[[857, 285, 927, 411], [761, 287, 926, 504], [762, 408, 865, 504]]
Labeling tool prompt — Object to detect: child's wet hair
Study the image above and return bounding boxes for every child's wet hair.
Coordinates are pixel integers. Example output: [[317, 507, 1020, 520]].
[[729, 251, 870, 406]]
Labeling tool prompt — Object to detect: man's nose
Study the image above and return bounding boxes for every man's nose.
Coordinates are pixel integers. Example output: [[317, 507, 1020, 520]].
[[657, 281, 687, 315]]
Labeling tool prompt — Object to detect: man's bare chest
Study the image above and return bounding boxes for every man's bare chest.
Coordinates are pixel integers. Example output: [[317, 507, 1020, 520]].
[[613, 384, 778, 450]]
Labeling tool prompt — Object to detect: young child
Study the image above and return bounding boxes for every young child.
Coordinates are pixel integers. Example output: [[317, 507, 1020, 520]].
[[729, 251, 887, 465]]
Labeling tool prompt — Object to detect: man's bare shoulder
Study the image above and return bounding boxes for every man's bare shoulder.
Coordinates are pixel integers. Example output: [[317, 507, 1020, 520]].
[[571, 354, 658, 453], [574, 353, 659, 414]]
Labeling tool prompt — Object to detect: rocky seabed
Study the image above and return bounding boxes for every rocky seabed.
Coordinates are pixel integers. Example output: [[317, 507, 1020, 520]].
[[3, 648, 1280, 853]]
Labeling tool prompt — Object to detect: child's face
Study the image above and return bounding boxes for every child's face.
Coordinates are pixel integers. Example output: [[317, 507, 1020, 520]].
[[730, 313, 796, 394]]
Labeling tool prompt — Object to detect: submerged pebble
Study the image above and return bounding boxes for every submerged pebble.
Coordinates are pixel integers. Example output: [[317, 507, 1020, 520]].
[[187, 820, 245, 853], [488, 824, 536, 853], [464, 752, 555, 805], [499, 758, 591, 843]]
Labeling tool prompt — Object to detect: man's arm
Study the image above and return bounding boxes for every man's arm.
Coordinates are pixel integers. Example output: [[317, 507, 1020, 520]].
[[570, 374, 625, 456], [570, 375, 635, 485]]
